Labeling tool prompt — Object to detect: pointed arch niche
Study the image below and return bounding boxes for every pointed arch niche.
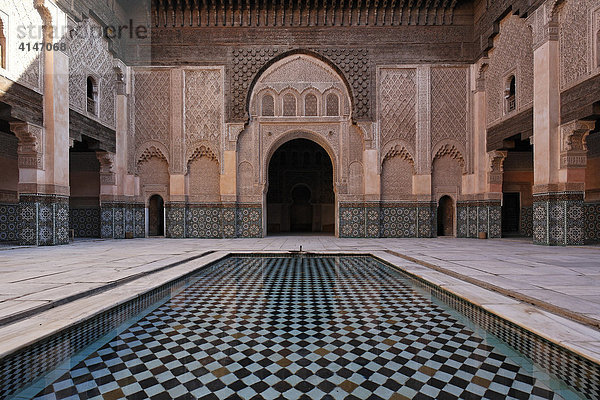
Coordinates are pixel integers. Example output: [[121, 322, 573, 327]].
[[241, 53, 356, 236]]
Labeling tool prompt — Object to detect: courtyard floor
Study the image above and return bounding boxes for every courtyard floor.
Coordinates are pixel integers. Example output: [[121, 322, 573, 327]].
[[0, 237, 599, 364]]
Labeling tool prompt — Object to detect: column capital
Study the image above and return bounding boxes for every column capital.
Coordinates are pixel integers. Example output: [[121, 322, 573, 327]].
[[487, 150, 508, 185], [528, 1, 559, 51], [560, 120, 595, 169], [10, 121, 45, 170], [96, 151, 117, 186]]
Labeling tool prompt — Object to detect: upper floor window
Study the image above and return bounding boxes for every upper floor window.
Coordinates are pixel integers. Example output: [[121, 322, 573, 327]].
[[326, 93, 339, 116], [87, 76, 98, 116], [305, 93, 317, 116], [283, 93, 296, 116], [504, 75, 516, 114], [0, 17, 6, 69], [262, 94, 274, 116]]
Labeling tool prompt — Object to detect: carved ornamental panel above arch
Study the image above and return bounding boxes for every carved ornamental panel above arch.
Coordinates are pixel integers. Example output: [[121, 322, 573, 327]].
[[229, 48, 371, 122]]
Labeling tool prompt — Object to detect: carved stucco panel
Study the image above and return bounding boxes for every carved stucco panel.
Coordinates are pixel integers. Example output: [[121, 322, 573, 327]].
[[431, 67, 468, 151], [67, 17, 116, 128], [133, 69, 171, 153], [558, 0, 595, 90], [184, 67, 224, 159], [378, 67, 417, 150], [486, 14, 534, 127]]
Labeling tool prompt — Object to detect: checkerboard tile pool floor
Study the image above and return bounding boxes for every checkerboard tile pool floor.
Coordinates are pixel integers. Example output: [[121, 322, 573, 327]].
[[26, 256, 579, 399]]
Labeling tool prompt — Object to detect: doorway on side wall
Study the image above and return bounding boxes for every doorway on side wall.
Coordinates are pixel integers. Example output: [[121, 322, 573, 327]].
[[148, 194, 164, 236], [502, 192, 521, 236], [437, 195, 454, 237]]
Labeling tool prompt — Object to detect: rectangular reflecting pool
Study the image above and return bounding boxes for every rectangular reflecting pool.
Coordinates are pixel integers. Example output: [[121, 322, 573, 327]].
[[4, 256, 598, 399]]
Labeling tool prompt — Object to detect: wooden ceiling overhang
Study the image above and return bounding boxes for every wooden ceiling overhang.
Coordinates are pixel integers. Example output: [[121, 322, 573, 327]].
[[151, 0, 468, 27]]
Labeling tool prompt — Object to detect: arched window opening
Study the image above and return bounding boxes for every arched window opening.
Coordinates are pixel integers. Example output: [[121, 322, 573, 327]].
[[0, 18, 6, 70], [326, 93, 339, 116], [87, 76, 99, 116], [305, 93, 318, 116], [262, 94, 274, 116], [283, 93, 296, 116], [504, 75, 516, 114]]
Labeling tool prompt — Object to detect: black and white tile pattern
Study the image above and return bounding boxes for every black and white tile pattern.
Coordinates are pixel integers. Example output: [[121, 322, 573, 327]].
[[23, 257, 583, 400]]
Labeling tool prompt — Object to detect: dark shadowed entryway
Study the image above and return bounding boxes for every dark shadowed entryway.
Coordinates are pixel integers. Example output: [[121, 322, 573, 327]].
[[148, 194, 164, 236], [437, 195, 454, 237], [267, 139, 334, 234]]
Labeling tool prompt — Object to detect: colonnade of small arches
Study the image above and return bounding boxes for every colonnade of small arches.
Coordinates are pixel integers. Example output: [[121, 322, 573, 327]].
[[259, 90, 341, 117]]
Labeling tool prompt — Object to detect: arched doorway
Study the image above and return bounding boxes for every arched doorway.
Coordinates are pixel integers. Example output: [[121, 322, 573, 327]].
[[148, 195, 164, 236], [437, 195, 454, 237], [267, 139, 334, 234]]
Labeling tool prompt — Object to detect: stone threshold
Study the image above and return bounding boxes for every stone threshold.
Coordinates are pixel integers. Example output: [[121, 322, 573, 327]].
[[0, 250, 214, 328]]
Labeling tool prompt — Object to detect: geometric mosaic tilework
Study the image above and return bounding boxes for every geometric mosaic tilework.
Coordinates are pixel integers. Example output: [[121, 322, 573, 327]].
[[158, 203, 262, 239], [0, 203, 19, 242], [18, 194, 70, 246], [235, 204, 262, 238], [533, 192, 585, 246], [23, 256, 589, 400], [186, 205, 224, 238], [585, 202, 600, 244], [340, 202, 437, 238], [166, 203, 186, 239], [69, 208, 101, 238], [380, 203, 417, 238], [339, 204, 366, 238], [456, 202, 502, 239], [101, 203, 147, 239], [520, 206, 534, 238], [184, 205, 237, 239], [417, 204, 436, 238], [134, 205, 145, 238]]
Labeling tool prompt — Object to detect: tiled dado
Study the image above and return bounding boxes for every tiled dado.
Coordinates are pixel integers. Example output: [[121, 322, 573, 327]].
[[456, 201, 502, 239], [585, 202, 600, 244], [100, 203, 145, 239], [533, 192, 584, 246], [339, 202, 436, 238], [69, 208, 100, 238], [165, 203, 262, 239], [0, 203, 19, 242], [520, 206, 533, 237], [19, 194, 69, 246]]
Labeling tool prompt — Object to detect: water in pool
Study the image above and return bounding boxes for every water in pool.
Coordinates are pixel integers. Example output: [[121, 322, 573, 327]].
[[15, 256, 584, 399]]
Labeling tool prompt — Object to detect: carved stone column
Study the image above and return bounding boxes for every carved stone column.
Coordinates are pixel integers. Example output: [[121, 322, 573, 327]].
[[528, 2, 577, 245], [11, 120, 69, 246]]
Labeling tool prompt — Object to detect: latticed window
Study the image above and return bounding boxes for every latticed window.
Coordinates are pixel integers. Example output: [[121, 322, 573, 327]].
[[304, 94, 317, 116], [504, 75, 516, 114], [326, 93, 339, 116], [283, 93, 296, 116], [262, 94, 274, 116], [87, 76, 98, 116]]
